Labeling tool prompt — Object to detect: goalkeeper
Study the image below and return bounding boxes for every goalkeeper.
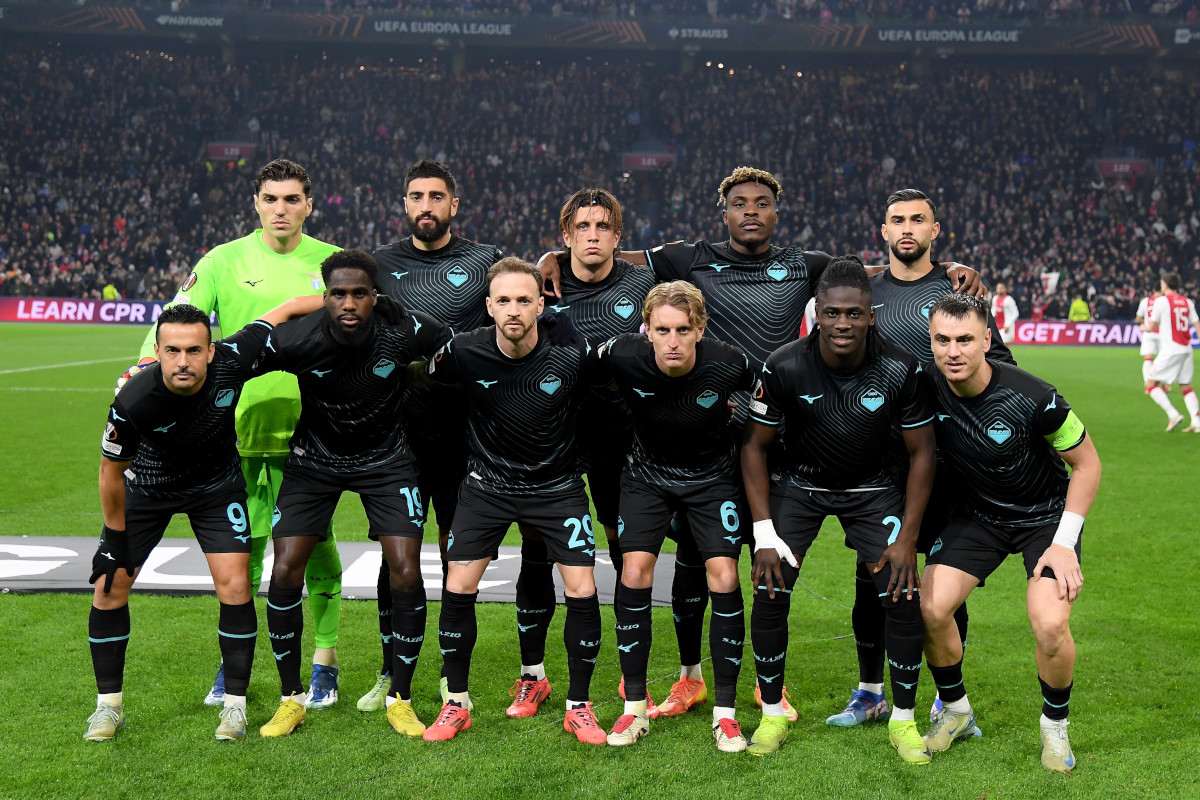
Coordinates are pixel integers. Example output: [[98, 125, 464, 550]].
[[123, 159, 345, 709]]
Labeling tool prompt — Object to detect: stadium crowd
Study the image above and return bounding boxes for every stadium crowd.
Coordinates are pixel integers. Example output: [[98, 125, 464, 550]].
[[1, 44, 1196, 319]]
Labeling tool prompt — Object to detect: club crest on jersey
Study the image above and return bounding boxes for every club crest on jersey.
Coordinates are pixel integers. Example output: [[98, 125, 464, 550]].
[[304, 271, 322, 290], [920, 301, 936, 319], [987, 421, 1012, 444], [214, 389, 235, 408], [766, 263, 788, 282], [860, 389, 885, 412], [540, 374, 562, 396], [446, 266, 469, 288], [373, 359, 396, 378], [695, 390, 720, 409], [613, 296, 636, 319]]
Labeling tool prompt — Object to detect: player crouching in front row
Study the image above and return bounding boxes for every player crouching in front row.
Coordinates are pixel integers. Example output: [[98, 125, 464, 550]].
[[86, 298, 321, 743], [921, 294, 1101, 773], [741, 257, 937, 763]]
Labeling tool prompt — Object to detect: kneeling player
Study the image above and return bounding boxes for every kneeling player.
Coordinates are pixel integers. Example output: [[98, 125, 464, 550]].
[[596, 281, 755, 752], [423, 258, 606, 744], [86, 299, 317, 742], [255, 250, 451, 739], [921, 294, 1101, 773], [741, 258, 936, 762]]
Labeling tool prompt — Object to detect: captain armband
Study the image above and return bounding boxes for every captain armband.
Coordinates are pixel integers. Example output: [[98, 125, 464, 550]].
[[1044, 409, 1085, 451]]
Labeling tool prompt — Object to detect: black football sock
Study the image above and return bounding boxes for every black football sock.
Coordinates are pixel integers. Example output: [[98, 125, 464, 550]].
[[928, 659, 967, 705], [88, 604, 131, 694], [376, 560, 393, 675], [438, 590, 478, 694], [266, 584, 305, 697], [217, 600, 257, 697], [389, 588, 427, 699], [853, 561, 887, 685], [515, 538, 556, 666], [871, 565, 922, 710], [750, 562, 797, 706], [954, 601, 969, 651], [1039, 676, 1071, 721], [564, 593, 601, 703], [614, 584, 653, 702], [671, 536, 708, 667], [709, 589, 745, 709]]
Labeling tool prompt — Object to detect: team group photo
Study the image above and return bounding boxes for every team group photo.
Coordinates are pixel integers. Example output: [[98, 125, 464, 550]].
[[1, 6, 1196, 799]]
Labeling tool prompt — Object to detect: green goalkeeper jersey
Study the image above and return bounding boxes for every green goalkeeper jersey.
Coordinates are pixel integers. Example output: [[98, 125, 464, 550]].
[[139, 230, 339, 457]]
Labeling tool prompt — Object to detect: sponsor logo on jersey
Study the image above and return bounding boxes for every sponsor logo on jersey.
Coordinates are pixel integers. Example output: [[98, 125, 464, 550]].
[[695, 389, 719, 409], [937, 413, 951, 422], [153, 422, 176, 433], [633, 388, 654, 398], [860, 389, 884, 412], [986, 420, 1012, 444], [311, 369, 331, 377], [390, 271, 408, 280], [242, 279, 263, 287], [477, 379, 498, 388], [549, 303, 571, 313], [540, 374, 562, 395], [373, 358, 396, 378], [766, 263, 788, 282], [708, 263, 730, 272], [799, 394, 823, 404], [613, 296, 636, 319], [872, 302, 886, 309], [929, 537, 943, 555], [214, 389, 235, 408], [446, 265, 469, 287], [180, 272, 198, 292], [750, 400, 768, 416], [223, 342, 240, 355]]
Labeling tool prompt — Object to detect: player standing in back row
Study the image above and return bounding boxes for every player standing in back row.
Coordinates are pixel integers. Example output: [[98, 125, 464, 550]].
[[365, 160, 502, 712], [128, 160, 347, 709]]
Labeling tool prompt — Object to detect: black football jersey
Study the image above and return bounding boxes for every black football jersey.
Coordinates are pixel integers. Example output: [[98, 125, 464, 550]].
[[930, 361, 1080, 527], [644, 240, 832, 424], [259, 308, 451, 472], [595, 334, 755, 485], [749, 338, 934, 491], [426, 322, 596, 494], [103, 321, 273, 498]]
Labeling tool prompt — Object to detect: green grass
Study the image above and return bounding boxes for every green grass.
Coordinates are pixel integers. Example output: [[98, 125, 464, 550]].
[[1, 323, 1197, 799]]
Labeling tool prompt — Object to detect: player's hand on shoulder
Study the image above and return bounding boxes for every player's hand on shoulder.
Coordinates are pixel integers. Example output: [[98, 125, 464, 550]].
[[539, 310, 580, 347], [536, 251, 565, 298], [1033, 544, 1082, 602], [115, 357, 156, 396], [940, 261, 987, 299], [90, 525, 134, 594], [374, 293, 409, 324]]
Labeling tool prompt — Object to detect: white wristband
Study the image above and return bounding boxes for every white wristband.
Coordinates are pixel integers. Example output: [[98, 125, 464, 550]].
[[1052, 511, 1084, 549], [752, 519, 778, 548]]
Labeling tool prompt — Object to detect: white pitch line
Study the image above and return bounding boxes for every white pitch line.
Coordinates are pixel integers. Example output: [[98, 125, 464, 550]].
[[0, 387, 113, 392], [0, 357, 132, 375]]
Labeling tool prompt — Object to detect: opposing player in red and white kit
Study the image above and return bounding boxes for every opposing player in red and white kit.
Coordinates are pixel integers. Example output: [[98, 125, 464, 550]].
[[991, 282, 1018, 344], [1135, 290, 1164, 391], [1142, 273, 1200, 432]]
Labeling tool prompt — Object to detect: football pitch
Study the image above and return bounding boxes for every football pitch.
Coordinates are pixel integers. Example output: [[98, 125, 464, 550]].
[[0, 322, 1195, 799]]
